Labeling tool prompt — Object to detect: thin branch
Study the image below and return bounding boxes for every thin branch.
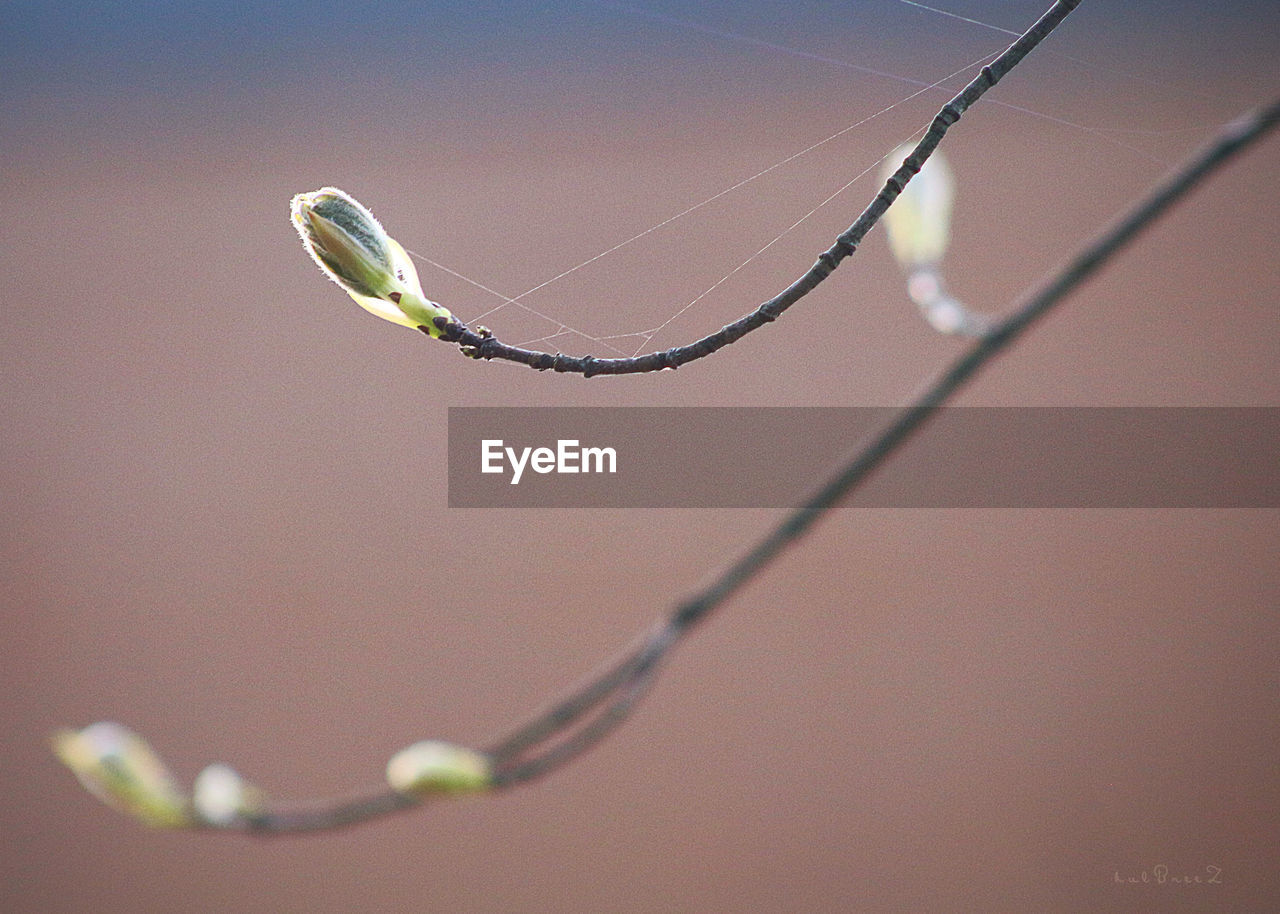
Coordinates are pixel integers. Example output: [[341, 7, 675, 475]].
[[488, 635, 671, 787], [488, 95, 1280, 785], [484, 621, 674, 769], [235, 94, 1279, 831], [242, 788, 418, 835], [427, 0, 1083, 376]]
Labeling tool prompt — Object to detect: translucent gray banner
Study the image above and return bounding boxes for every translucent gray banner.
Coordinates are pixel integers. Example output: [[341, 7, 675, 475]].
[[447, 408, 1278, 508]]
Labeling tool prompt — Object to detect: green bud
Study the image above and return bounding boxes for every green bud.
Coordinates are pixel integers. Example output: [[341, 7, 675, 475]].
[[386, 741, 493, 797], [291, 187, 455, 336], [880, 145, 955, 271], [52, 722, 192, 828]]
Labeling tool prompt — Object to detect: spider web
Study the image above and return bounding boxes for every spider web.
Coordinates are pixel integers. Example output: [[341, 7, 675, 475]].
[[404, 0, 1245, 362]]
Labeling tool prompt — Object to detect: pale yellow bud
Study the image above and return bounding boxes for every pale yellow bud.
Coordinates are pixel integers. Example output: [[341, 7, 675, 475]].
[[880, 145, 955, 271], [386, 741, 492, 797], [52, 722, 192, 828], [291, 187, 455, 336], [193, 763, 264, 826]]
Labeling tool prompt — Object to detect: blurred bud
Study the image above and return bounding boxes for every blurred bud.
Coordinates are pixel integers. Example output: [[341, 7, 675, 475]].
[[291, 187, 455, 336], [193, 763, 264, 827], [907, 267, 993, 336], [880, 144, 954, 271], [52, 722, 192, 828], [386, 741, 492, 797]]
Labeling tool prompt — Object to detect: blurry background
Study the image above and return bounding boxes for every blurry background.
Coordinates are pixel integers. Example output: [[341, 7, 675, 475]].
[[2, 1, 1277, 911]]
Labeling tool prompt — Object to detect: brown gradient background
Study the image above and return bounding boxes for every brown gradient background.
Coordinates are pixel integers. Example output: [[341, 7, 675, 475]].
[[2, 1, 1277, 911]]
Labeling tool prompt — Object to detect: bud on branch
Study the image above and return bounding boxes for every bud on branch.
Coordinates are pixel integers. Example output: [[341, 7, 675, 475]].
[[291, 187, 455, 337]]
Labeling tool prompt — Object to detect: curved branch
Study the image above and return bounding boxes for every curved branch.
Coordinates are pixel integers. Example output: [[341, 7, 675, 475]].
[[427, 0, 1084, 376]]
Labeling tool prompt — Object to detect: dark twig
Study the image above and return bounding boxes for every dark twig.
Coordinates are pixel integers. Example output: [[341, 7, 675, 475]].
[[427, 0, 1084, 376]]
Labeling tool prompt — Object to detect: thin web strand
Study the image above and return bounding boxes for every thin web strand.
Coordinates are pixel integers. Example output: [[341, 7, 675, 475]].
[[609, 1, 1174, 163], [591, 0, 940, 88], [896, 0, 1020, 36], [460, 50, 997, 350], [414, 11, 1172, 345], [445, 8, 1178, 343], [411, 1, 1219, 354], [632, 148, 909, 355], [893, 0, 1240, 107], [420, 0, 1088, 376], [613, 56, 997, 350], [515, 327, 652, 353], [407, 250, 634, 357], [466, 97, 918, 322]]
